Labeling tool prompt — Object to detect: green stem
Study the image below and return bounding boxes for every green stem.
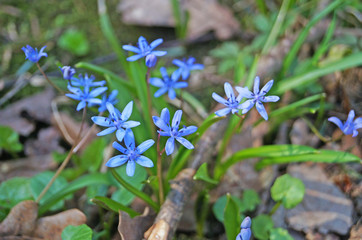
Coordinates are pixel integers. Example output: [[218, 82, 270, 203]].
[[157, 133, 165, 205], [302, 117, 331, 143], [269, 201, 282, 216], [110, 168, 160, 212]]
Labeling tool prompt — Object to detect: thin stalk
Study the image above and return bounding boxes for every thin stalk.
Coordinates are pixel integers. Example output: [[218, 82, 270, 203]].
[[36, 62, 64, 94], [269, 201, 282, 216], [157, 133, 165, 205], [36, 107, 87, 203], [302, 117, 331, 143]]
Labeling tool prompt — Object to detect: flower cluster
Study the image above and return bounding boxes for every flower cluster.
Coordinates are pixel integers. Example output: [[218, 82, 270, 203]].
[[236, 217, 252, 240], [328, 110, 362, 137], [213, 76, 280, 120]]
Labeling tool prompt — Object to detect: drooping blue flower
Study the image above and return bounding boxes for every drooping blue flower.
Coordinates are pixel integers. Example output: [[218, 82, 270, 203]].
[[66, 84, 107, 111], [149, 67, 187, 99], [71, 73, 106, 88], [97, 90, 119, 113], [60, 66, 76, 80], [236, 216, 252, 240], [21, 45, 48, 63], [236, 76, 279, 120], [122, 36, 167, 68], [328, 110, 362, 137], [172, 57, 204, 80], [91, 102, 140, 141], [107, 129, 154, 177], [152, 108, 197, 155], [212, 82, 243, 117]]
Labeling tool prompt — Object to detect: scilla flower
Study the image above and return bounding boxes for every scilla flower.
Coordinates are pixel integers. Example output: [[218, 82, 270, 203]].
[[236, 76, 279, 120], [91, 102, 140, 141], [212, 82, 243, 117], [97, 90, 119, 113], [66, 84, 107, 111], [60, 66, 76, 80], [236, 216, 252, 240], [149, 67, 187, 99], [21, 45, 47, 63], [172, 57, 204, 80], [122, 36, 167, 68], [152, 108, 197, 155], [328, 110, 362, 137], [107, 130, 154, 177], [71, 73, 106, 88]]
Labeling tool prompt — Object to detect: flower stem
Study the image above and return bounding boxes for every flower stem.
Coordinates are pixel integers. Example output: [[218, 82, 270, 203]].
[[302, 117, 331, 143], [157, 133, 165, 205], [36, 62, 64, 94], [269, 201, 282, 216], [36, 107, 87, 203]]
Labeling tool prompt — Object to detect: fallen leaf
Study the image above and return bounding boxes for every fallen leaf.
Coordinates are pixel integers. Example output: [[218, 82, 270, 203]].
[[24, 127, 64, 156], [118, 208, 155, 240], [118, 0, 240, 40], [32, 209, 86, 240], [349, 224, 362, 240]]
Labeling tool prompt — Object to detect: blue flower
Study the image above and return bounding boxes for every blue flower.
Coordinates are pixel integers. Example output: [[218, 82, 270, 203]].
[[212, 82, 243, 116], [236, 216, 251, 240], [236, 76, 279, 120], [149, 67, 187, 99], [97, 90, 119, 113], [60, 66, 76, 80], [152, 108, 197, 155], [122, 36, 167, 68], [91, 102, 140, 141], [172, 57, 204, 80], [71, 73, 106, 88], [328, 110, 362, 137], [21, 45, 48, 63], [107, 130, 154, 176], [66, 84, 107, 111]]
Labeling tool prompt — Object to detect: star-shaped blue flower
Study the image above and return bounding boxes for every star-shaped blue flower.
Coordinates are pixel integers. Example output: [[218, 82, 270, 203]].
[[149, 67, 187, 99], [236, 76, 279, 120], [172, 57, 204, 80], [107, 130, 154, 177], [21, 45, 48, 63], [236, 216, 252, 240], [212, 82, 243, 117], [71, 73, 106, 88], [328, 110, 362, 137], [91, 102, 140, 141], [66, 84, 107, 111], [97, 90, 119, 113], [60, 66, 76, 80], [122, 36, 167, 68], [152, 108, 197, 155]]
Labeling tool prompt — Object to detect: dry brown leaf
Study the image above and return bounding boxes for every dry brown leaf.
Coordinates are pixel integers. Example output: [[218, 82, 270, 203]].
[[118, 0, 239, 40], [118, 208, 155, 240], [32, 209, 86, 240], [0, 200, 38, 236], [24, 127, 64, 156]]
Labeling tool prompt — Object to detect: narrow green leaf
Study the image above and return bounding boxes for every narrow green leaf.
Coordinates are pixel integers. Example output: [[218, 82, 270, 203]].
[[224, 194, 240, 240], [91, 196, 140, 218], [271, 174, 305, 209], [182, 91, 208, 118], [251, 214, 274, 240], [61, 224, 92, 240], [193, 163, 218, 184], [255, 149, 361, 170]]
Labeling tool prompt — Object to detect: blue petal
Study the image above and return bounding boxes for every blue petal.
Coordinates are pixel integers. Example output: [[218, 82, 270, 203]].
[[136, 139, 155, 154], [76, 101, 87, 111], [354, 117, 362, 129], [165, 137, 175, 156], [190, 63, 204, 70], [122, 45, 141, 53], [262, 96, 279, 102], [138, 36, 149, 53], [127, 54, 144, 61], [160, 108, 170, 124], [126, 160, 136, 176], [224, 82, 234, 102], [181, 69, 190, 80], [171, 69, 182, 81], [121, 101, 133, 121], [173, 82, 188, 89], [89, 87, 107, 97], [260, 79, 274, 95], [152, 116, 170, 131], [240, 216, 251, 228], [151, 50, 167, 56], [238, 228, 251, 240], [215, 108, 231, 117], [179, 126, 197, 136], [240, 100, 255, 114], [172, 110, 182, 128], [328, 117, 344, 130], [176, 137, 194, 149], [136, 156, 154, 168], [154, 87, 168, 98], [256, 101, 268, 120], [168, 88, 176, 99], [160, 67, 168, 79], [124, 129, 135, 150], [87, 98, 102, 105], [352, 130, 359, 137], [106, 102, 117, 117], [91, 116, 112, 127], [65, 93, 82, 101], [105, 155, 128, 167], [253, 76, 260, 94], [122, 120, 140, 128], [346, 110, 355, 125], [212, 93, 228, 105], [97, 127, 117, 136], [150, 38, 163, 49], [116, 129, 126, 142], [113, 141, 128, 154], [235, 86, 253, 99], [172, 59, 184, 67], [149, 77, 165, 87]]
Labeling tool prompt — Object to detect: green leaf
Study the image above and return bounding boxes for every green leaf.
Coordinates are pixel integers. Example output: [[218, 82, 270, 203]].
[[193, 163, 218, 184], [255, 149, 361, 170], [212, 194, 242, 223], [251, 214, 274, 240], [239, 189, 261, 212], [61, 224, 92, 240], [224, 194, 240, 240], [0, 125, 23, 153], [39, 173, 111, 215], [271, 174, 305, 209], [270, 228, 294, 240], [80, 138, 106, 173], [215, 145, 317, 180], [58, 29, 90, 56], [91, 196, 140, 218], [30, 171, 68, 211], [0, 177, 33, 209]]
